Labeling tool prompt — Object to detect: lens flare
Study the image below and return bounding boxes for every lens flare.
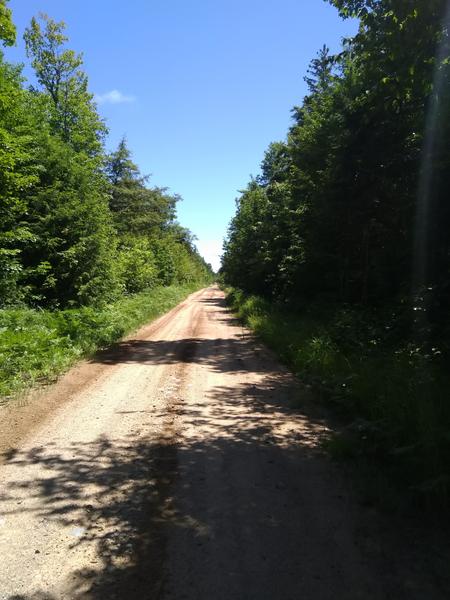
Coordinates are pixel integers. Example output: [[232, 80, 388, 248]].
[[413, 2, 450, 295]]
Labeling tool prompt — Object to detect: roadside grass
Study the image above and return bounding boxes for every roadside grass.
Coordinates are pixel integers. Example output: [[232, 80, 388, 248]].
[[0, 283, 202, 403], [225, 287, 450, 507]]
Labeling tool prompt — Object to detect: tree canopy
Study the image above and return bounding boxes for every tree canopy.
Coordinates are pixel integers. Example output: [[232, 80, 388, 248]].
[[222, 0, 450, 327], [0, 10, 212, 308]]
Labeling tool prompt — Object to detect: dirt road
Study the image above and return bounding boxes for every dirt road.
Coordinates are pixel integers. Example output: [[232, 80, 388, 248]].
[[0, 287, 446, 599]]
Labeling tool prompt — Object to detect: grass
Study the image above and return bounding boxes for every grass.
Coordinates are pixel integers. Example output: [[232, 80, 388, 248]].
[[0, 283, 202, 402], [225, 286, 450, 507]]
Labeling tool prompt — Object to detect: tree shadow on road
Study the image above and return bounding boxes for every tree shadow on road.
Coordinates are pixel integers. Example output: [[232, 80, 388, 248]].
[[92, 293, 249, 371], [91, 335, 279, 374], [2, 431, 177, 599], [2, 294, 448, 599], [0, 370, 350, 600], [2, 373, 445, 600]]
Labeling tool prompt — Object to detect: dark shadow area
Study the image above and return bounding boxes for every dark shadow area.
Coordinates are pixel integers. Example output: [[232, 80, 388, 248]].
[[2, 376, 447, 599], [2, 432, 177, 599], [0, 373, 354, 600], [92, 296, 244, 369], [200, 293, 243, 325], [197, 296, 228, 308], [92, 336, 271, 375]]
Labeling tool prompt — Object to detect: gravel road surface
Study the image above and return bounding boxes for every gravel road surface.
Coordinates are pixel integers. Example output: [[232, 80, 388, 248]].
[[0, 287, 447, 599]]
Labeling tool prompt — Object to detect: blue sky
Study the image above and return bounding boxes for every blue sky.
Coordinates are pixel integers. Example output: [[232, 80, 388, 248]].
[[7, 0, 357, 271]]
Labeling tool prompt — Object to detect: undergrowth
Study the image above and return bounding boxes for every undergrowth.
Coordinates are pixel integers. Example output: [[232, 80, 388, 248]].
[[225, 287, 450, 507], [0, 283, 200, 402]]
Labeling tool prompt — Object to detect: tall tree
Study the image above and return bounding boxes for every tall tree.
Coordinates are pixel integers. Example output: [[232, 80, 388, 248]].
[[17, 14, 118, 306], [0, 3, 38, 304], [0, 0, 15, 46], [106, 138, 177, 236], [223, 0, 450, 320], [24, 13, 106, 155]]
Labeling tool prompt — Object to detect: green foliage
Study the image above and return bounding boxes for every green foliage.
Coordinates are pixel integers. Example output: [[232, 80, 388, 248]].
[[117, 237, 158, 294], [222, 2, 450, 502], [223, 0, 450, 309], [0, 283, 201, 400], [0, 7, 212, 311], [226, 287, 450, 501], [104, 137, 212, 293], [0, 0, 15, 46], [0, 4, 213, 405], [105, 138, 177, 236], [0, 56, 39, 305], [19, 133, 119, 307], [24, 13, 106, 153]]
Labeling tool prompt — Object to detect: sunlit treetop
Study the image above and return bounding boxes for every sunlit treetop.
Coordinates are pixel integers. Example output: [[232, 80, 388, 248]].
[[328, 0, 380, 19], [0, 0, 15, 46]]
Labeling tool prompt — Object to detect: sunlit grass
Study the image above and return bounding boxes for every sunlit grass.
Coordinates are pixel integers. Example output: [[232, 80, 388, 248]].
[[0, 284, 201, 401]]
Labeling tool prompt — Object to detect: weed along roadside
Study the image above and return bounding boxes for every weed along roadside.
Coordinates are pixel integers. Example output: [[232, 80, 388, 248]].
[[0, 284, 208, 403], [223, 286, 450, 508]]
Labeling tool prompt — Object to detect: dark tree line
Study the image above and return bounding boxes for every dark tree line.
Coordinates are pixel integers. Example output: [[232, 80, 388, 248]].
[[222, 0, 450, 337], [222, 1, 450, 496], [0, 5, 211, 309]]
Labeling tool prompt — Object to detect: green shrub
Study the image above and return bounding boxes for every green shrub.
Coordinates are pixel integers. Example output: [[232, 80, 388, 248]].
[[0, 283, 202, 401], [225, 287, 450, 502], [117, 238, 159, 294]]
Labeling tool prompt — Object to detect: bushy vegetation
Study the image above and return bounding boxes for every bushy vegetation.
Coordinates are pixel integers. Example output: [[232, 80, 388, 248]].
[[222, 0, 450, 502], [0, 6, 212, 310], [226, 288, 450, 502], [0, 4, 213, 400], [0, 284, 200, 400]]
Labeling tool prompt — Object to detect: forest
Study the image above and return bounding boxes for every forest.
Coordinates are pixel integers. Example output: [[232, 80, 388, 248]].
[[0, 4, 212, 397], [222, 0, 450, 502]]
